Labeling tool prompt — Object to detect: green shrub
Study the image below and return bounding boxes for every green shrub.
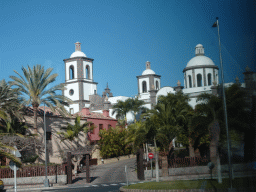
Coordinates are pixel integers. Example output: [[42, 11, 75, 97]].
[[21, 155, 39, 164]]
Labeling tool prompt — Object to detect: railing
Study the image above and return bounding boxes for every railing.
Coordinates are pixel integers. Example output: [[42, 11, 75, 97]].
[[168, 156, 210, 168], [0, 164, 66, 178]]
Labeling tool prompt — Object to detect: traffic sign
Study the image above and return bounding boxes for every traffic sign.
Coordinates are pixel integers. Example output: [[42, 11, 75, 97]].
[[11, 146, 21, 158], [148, 153, 154, 159], [9, 161, 19, 171]]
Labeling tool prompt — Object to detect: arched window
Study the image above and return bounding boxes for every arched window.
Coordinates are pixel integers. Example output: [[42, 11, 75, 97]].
[[156, 81, 159, 90], [197, 74, 202, 87], [188, 75, 192, 88], [86, 65, 90, 79], [142, 81, 147, 93], [69, 65, 74, 80], [208, 73, 212, 86]]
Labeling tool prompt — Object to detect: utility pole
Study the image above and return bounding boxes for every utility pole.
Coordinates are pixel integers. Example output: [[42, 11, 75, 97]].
[[44, 104, 49, 187], [213, 17, 233, 190], [154, 137, 159, 182]]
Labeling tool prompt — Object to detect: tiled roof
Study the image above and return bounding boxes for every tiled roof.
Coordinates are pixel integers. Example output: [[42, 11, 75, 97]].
[[24, 106, 116, 120], [75, 110, 116, 120], [24, 106, 62, 117]]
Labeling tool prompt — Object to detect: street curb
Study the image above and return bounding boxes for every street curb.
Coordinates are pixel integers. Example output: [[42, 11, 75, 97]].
[[119, 187, 218, 192], [119, 187, 255, 192]]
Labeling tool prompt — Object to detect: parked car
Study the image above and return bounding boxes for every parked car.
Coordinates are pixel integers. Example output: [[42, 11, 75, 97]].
[[0, 179, 4, 191]]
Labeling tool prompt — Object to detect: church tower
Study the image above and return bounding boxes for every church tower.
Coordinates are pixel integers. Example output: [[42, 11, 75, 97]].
[[136, 61, 161, 108], [182, 44, 219, 108], [63, 42, 98, 114]]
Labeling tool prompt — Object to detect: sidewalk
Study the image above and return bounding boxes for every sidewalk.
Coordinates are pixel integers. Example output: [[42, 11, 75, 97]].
[[4, 170, 256, 192]]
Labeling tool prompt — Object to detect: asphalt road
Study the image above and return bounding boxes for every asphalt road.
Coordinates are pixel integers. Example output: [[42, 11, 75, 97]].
[[73, 158, 139, 185], [41, 158, 140, 191], [42, 184, 123, 192]]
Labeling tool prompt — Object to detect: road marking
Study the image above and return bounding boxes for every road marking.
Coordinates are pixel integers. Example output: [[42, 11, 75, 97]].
[[102, 184, 109, 186], [92, 185, 99, 187], [110, 183, 118, 186]]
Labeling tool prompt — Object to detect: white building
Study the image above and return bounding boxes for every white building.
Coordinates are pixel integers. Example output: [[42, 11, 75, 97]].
[[63, 42, 247, 121]]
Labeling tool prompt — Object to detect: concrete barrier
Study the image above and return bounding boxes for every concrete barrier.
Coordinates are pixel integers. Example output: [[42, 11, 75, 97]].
[[144, 163, 253, 178], [2, 175, 67, 185]]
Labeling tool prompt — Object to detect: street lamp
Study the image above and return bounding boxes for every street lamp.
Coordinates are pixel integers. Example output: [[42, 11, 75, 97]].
[[44, 103, 49, 187], [212, 17, 233, 190]]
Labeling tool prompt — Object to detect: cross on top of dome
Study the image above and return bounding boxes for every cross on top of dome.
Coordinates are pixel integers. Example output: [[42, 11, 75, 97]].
[[70, 42, 87, 58], [146, 61, 151, 69], [75, 42, 81, 52]]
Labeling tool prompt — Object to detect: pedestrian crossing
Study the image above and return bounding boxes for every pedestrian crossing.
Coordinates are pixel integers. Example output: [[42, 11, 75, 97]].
[[78, 181, 148, 188]]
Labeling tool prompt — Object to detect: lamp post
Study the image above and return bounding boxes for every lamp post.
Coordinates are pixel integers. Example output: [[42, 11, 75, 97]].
[[44, 103, 49, 187], [213, 17, 233, 189]]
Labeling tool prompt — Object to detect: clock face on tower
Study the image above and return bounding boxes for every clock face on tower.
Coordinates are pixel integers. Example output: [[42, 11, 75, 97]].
[[69, 89, 74, 96]]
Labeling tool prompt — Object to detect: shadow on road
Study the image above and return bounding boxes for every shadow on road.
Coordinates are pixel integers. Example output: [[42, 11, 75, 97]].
[[72, 176, 98, 184]]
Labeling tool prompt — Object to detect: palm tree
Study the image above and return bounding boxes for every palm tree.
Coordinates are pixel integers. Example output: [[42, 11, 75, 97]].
[[153, 92, 193, 154], [129, 97, 147, 121], [111, 99, 131, 120], [58, 115, 95, 175], [193, 83, 249, 162], [112, 97, 146, 124], [0, 141, 22, 167], [0, 79, 25, 166], [0, 79, 23, 122], [9, 65, 73, 133], [127, 120, 147, 151]]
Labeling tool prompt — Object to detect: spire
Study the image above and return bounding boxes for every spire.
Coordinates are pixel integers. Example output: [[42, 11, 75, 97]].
[[106, 82, 109, 89], [146, 61, 151, 69], [245, 65, 251, 72], [177, 80, 181, 86], [75, 42, 81, 52]]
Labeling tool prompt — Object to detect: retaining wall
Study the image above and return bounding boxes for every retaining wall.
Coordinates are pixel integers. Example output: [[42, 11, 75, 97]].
[[2, 175, 67, 185], [145, 163, 254, 178]]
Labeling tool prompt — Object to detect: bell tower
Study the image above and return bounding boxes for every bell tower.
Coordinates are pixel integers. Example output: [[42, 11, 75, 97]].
[[136, 61, 161, 109], [63, 42, 98, 114]]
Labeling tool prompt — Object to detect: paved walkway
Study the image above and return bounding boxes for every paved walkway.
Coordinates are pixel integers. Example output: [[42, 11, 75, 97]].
[[3, 159, 256, 192]]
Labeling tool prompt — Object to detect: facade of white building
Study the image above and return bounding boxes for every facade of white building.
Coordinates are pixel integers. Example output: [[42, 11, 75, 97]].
[[62, 42, 248, 122]]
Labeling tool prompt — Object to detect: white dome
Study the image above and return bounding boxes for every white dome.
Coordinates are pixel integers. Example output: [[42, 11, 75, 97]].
[[70, 51, 86, 58], [142, 69, 155, 75], [186, 56, 215, 67], [196, 44, 203, 48]]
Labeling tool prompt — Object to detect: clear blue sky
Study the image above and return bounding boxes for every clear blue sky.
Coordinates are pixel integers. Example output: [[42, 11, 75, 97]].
[[1, 0, 255, 99]]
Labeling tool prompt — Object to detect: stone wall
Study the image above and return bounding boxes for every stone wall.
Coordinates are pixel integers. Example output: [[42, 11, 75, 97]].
[[144, 163, 254, 178], [2, 175, 67, 185]]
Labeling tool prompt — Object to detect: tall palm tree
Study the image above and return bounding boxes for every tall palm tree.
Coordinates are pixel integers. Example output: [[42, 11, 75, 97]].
[[9, 65, 73, 133]]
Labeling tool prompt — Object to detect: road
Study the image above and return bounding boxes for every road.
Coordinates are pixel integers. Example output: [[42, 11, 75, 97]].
[[41, 158, 141, 192]]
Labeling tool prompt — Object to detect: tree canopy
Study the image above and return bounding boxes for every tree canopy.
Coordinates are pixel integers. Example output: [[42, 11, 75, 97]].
[[9, 65, 73, 132]]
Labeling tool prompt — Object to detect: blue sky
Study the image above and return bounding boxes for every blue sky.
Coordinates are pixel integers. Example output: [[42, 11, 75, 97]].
[[1, 0, 255, 99]]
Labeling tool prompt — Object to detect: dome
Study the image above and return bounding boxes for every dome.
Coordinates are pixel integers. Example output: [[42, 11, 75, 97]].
[[196, 44, 203, 48], [142, 69, 155, 75], [70, 51, 86, 58], [186, 56, 215, 67]]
